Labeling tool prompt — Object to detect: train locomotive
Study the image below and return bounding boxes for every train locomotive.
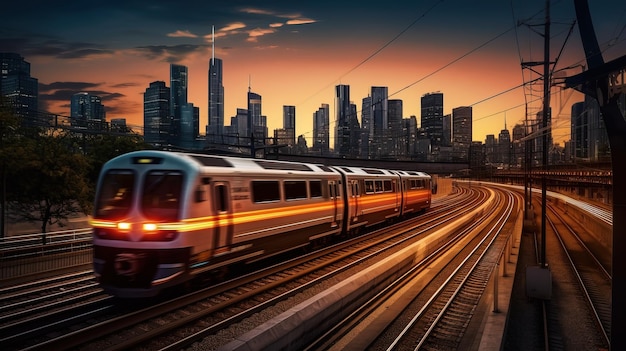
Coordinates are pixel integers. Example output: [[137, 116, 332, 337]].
[[90, 150, 432, 297]]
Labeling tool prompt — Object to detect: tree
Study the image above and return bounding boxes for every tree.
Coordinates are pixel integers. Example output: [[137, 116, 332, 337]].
[[0, 98, 20, 237], [7, 130, 91, 234]]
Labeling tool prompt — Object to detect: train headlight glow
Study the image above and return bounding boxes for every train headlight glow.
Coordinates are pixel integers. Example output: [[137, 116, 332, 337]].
[[117, 222, 131, 230], [143, 223, 158, 231]]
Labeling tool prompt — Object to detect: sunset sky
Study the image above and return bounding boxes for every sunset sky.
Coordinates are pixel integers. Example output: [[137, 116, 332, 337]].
[[2, 1, 624, 146]]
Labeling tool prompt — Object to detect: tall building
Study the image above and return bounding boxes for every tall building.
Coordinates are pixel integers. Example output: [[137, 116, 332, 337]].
[[388, 99, 403, 157], [498, 120, 511, 167], [452, 106, 472, 161], [532, 108, 552, 166], [402, 115, 418, 157], [281, 105, 296, 151], [335, 84, 352, 155], [360, 96, 372, 158], [485, 134, 497, 164], [169, 64, 188, 146], [70, 92, 105, 129], [180, 103, 199, 149], [370, 86, 388, 158], [571, 101, 587, 159], [442, 113, 452, 147], [348, 102, 360, 158], [313, 103, 330, 155], [0, 53, 38, 126], [226, 108, 249, 147], [247, 89, 266, 146], [421, 92, 444, 147], [207, 57, 224, 142], [585, 95, 610, 161], [143, 81, 170, 146], [512, 123, 526, 167], [571, 96, 610, 162]]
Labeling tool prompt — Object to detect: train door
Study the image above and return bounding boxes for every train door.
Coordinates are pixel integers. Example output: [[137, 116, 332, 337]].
[[393, 179, 400, 212], [329, 180, 339, 224], [401, 178, 408, 214], [212, 182, 233, 255], [350, 180, 360, 220]]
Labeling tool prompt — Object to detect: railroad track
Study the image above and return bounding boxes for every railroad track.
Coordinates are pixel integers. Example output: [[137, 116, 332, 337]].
[[310, 186, 520, 350], [0, 270, 119, 348], [545, 202, 611, 349], [7, 187, 483, 350]]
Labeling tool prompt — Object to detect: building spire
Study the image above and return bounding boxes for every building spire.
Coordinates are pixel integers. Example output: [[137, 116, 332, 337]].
[[211, 25, 215, 66]]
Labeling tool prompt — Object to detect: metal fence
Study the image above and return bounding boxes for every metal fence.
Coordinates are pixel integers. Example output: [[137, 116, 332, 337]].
[[0, 228, 93, 281]]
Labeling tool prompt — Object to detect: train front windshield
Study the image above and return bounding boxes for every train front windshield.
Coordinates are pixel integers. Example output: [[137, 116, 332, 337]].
[[95, 170, 183, 222], [141, 171, 183, 221], [95, 170, 135, 219]]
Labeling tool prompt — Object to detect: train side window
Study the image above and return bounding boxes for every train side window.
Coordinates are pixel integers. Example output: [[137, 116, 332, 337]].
[[383, 180, 392, 192], [251, 180, 280, 203], [310, 180, 322, 198], [329, 182, 335, 199], [365, 180, 375, 194], [375, 180, 383, 193], [285, 180, 307, 200]]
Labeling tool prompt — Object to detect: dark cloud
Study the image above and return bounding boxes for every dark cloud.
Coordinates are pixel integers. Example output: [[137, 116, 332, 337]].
[[135, 44, 209, 62], [37, 82, 126, 114], [110, 82, 142, 88], [39, 82, 102, 93], [0, 33, 113, 59]]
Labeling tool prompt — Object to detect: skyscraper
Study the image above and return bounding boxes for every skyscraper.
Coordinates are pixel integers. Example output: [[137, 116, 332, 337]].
[[143, 81, 170, 146], [0, 53, 38, 126], [512, 123, 526, 167], [498, 119, 511, 167], [207, 57, 224, 142], [388, 99, 403, 157], [360, 96, 372, 158], [370, 86, 388, 158], [335, 84, 351, 155], [70, 92, 105, 129], [170, 64, 188, 146], [313, 103, 330, 155], [180, 103, 199, 149], [452, 106, 472, 161], [282, 105, 296, 149], [247, 89, 265, 146], [421, 92, 444, 146], [571, 101, 588, 159]]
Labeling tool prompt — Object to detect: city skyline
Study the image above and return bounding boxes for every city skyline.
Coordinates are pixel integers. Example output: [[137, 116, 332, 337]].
[[1, 1, 624, 145]]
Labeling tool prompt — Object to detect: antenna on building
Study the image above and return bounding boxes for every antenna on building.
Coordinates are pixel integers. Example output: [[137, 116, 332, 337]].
[[248, 74, 251, 93], [504, 112, 507, 130], [211, 25, 215, 66]]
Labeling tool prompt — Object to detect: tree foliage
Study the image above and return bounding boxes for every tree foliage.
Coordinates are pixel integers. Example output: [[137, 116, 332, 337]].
[[0, 99, 149, 233], [7, 131, 91, 233]]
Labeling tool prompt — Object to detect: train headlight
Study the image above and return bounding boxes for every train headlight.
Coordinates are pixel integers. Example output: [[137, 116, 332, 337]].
[[143, 223, 158, 231], [117, 222, 131, 230]]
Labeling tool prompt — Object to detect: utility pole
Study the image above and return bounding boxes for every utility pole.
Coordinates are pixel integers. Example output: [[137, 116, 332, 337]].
[[564, 0, 626, 349], [540, 0, 550, 269]]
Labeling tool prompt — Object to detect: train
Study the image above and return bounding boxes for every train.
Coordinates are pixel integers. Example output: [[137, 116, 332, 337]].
[[90, 150, 432, 298]]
